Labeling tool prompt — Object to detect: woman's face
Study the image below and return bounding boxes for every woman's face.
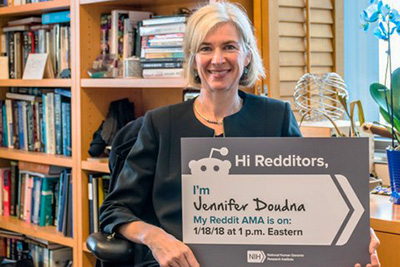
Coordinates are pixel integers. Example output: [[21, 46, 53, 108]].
[[195, 22, 250, 93]]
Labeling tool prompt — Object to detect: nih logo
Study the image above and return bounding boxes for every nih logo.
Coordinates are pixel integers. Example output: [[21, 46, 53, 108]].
[[247, 250, 266, 263]]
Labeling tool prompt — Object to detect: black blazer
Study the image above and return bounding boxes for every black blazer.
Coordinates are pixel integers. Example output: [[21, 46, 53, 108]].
[[99, 90, 302, 265]]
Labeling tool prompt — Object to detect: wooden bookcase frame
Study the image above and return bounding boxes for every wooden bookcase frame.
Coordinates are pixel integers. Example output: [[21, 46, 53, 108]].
[[0, 0, 253, 266]]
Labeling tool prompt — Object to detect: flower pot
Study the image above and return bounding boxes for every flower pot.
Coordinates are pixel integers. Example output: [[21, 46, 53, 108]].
[[387, 148, 400, 204]]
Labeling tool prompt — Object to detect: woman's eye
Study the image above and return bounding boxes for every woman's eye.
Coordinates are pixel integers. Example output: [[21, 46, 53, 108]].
[[225, 45, 237, 50], [199, 47, 211, 52]]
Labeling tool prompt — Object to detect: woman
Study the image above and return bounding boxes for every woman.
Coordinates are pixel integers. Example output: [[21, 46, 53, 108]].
[[100, 2, 380, 267]]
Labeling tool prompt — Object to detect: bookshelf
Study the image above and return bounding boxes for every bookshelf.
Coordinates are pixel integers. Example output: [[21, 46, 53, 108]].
[[1, 0, 253, 266], [0, 0, 77, 264]]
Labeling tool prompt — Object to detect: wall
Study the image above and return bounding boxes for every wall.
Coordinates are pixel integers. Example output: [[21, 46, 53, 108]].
[[344, 0, 379, 122]]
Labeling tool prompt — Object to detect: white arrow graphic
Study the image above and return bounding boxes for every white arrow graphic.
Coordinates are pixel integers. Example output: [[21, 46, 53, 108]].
[[183, 174, 362, 245], [335, 174, 365, 246]]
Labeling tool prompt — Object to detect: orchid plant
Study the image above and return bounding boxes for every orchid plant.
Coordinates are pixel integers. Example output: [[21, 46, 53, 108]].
[[361, 0, 400, 148]]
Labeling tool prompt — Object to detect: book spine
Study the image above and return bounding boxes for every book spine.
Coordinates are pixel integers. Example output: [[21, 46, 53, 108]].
[[5, 99, 13, 149], [2, 170, 10, 216], [8, 32, 15, 79], [18, 172, 26, 220], [39, 178, 58, 226], [22, 31, 30, 69], [17, 101, 24, 150], [140, 23, 186, 36], [141, 61, 183, 69], [26, 102, 34, 151], [21, 101, 28, 151], [3, 103, 8, 147], [100, 13, 111, 55], [42, 11, 71, 25], [24, 175, 33, 222], [42, 94, 47, 153], [142, 16, 186, 26], [54, 94, 62, 155], [47, 93, 55, 155], [14, 32, 22, 79], [31, 176, 42, 225], [0, 101, 3, 147], [12, 100, 19, 149], [10, 161, 18, 217], [142, 68, 183, 78]]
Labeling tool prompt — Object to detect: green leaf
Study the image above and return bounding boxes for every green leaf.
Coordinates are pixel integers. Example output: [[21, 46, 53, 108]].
[[370, 81, 400, 123], [379, 107, 400, 133]]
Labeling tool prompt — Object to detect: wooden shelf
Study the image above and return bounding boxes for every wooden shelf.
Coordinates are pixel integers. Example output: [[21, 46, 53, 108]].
[[0, 79, 72, 88], [0, 0, 70, 16], [0, 147, 72, 167], [81, 78, 187, 88], [0, 216, 73, 247], [82, 160, 110, 173]]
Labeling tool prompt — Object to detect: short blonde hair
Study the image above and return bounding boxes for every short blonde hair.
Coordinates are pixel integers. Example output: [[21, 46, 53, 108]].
[[184, 2, 265, 88]]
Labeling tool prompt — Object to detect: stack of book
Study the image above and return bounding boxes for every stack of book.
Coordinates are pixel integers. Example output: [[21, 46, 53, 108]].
[[0, 162, 73, 237], [0, 88, 71, 156], [139, 15, 187, 78], [0, 230, 72, 266], [0, 11, 71, 79]]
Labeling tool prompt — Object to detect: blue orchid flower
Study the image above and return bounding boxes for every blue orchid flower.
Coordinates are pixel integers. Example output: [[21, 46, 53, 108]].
[[373, 22, 388, 40], [364, 4, 380, 22], [361, 1, 400, 40], [390, 9, 400, 24]]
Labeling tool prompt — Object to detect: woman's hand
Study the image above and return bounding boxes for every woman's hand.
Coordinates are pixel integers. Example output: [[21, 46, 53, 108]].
[[119, 221, 200, 267], [354, 228, 380, 267], [145, 227, 200, 267]]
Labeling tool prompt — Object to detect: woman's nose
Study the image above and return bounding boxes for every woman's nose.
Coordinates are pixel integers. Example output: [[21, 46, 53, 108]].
[[211, 49, 225, 64]]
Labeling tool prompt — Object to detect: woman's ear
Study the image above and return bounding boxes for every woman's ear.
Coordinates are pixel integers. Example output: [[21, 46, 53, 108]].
[[244, 51, 251, 67]]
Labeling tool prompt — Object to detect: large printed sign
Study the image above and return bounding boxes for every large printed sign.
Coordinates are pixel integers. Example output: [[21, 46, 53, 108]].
[[181, 138, 370, 267]]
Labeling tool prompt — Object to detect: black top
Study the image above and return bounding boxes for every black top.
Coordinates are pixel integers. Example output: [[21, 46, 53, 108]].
[[99, 90, 302, 265]]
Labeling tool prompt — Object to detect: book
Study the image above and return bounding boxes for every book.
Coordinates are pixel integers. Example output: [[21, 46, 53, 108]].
[[140, 23, 186, 36], [39, 176, 60, 226], [23, 173, 34, 222], [142, 15, 187, 26], [142, 68, 184, 78], [18, 162, 65, 175], [42, 11, 71, 25], [6, 93, 37, 102], [7, 17, 42, 26], [2, 25, 30, 33], [141, 61, 183, 69], [1, 168, 11, 216], [9, 161, 18, 217]]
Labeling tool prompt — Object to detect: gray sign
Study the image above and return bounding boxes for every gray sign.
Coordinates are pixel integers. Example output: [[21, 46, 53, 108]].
[[181, 137, 370, 267]]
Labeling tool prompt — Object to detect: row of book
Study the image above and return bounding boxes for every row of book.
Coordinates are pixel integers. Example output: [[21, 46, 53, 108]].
[[0, 229, 72, 266], [0, 11, 71, 79], [0, 88, 72, 156], [88, 174, 110, 234], [0, 161, 73, 237], [99, 9, 186, 78]]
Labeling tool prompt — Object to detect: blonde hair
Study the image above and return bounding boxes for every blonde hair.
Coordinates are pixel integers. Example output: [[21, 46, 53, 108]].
[[184, 2, 265, 88]]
